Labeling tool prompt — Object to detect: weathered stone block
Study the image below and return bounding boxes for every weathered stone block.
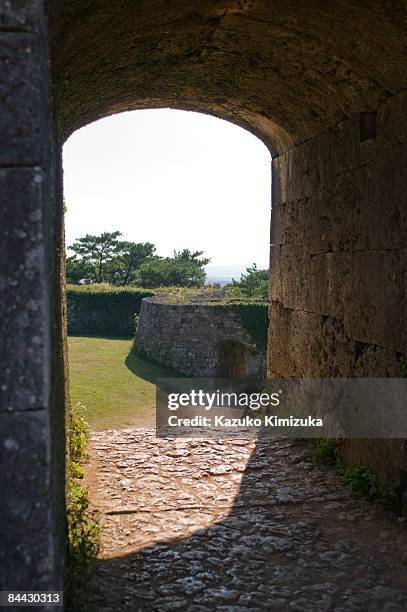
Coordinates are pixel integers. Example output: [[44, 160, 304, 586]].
[[0, 168, 50, 411], [0, 0, 41, 32], [271, 155, 288, 204], [273, 146, 318, 202], [319, 317, 356, 376], [302, 194, 333, 256], [267, 301, 293, 377], [0, 410, 60, 591], [280, 244, 304, 310], [330, 166, 369, 252], [289, 309, 324, 377], [354, 343, 403, 377], [344, 250, 406, 353], [329, 114, 377, 173], [273, 197, 307, 247], [305, 251, 352, 320], [269, 244, 282, 302], [0, 33, 46, 165], [365, 146, 407, 250], [268, 299, 403, 379]]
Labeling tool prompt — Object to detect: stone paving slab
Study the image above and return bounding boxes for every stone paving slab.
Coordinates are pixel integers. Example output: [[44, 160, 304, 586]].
[[86, 429, 407, 611]]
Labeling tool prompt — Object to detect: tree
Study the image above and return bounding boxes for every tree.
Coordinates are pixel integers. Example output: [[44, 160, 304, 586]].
[[66, 232, 209, 288], [227, 263, 269, 300], [108, 241, 156, 286], [135, 251, 210, 288], [66, 256, 95, 284], [69, 231, 122, 283], [173, 249, 210, 267]]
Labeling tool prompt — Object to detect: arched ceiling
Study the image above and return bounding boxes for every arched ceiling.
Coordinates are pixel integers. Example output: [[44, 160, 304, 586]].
[[47, 0, 407, 153]]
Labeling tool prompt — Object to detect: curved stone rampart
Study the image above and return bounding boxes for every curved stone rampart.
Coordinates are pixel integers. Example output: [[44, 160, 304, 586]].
[[136, 297, 266, 378]]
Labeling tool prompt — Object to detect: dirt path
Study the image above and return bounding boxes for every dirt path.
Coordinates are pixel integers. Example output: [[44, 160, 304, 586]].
[[86, 429, 407, 611]]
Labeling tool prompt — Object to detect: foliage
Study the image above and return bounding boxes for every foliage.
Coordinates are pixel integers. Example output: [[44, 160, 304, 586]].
[[66, 403, 100, 611], [338, 465, 401, 512], [66, 283, 209, 295], [135, 249, 210, 288], [148, 286, 228, 303], [67, 283, 149, 293], [69, 401, 88, 463], [106, 241, 156, 286], [68, 231, 123, 284], [338, 464, 376, 496], [67, 231, 156, 285], [230, 302, 269, 349], [226, 263, 269, 300], [66, 231, 209, 288], [66, 256, 94, 285], [375, 479, 404, 514], [173, 249, 210, 267], [311, 439, 337, 465], [66, 480, 100, 611], [67, 286, 154, 336], [311, 439, 403, 514]]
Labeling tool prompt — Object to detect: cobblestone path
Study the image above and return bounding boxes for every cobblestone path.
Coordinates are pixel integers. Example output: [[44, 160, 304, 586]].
[[86, 429, 407, 611]]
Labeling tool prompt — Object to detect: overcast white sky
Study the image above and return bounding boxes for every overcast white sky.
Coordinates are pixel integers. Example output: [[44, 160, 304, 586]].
[[63, 109, 271, 269]]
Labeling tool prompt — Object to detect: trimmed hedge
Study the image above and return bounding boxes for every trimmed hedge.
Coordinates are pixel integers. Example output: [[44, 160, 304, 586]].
[[67, 285, 269, 344], [67, 285, 155, 336]]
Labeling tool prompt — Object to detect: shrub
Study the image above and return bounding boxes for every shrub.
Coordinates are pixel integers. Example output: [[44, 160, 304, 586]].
[[311, 439, 337, 465], [69, 401, 88, 462], [66, 403, 100, 611], [310, 439, 403, 514], [339, 464, 376, 497], [230, 302, 269, 349], [338, 464, 402, 513]]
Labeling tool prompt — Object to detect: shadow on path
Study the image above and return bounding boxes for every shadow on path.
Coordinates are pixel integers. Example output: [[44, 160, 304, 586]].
[[87, 431, 407, 611]]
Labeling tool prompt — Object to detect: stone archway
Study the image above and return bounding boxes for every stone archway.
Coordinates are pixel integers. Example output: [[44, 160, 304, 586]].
[[46, 0, 407, 404], [2, 0, 407, 594], [216, 339, 248, 378]]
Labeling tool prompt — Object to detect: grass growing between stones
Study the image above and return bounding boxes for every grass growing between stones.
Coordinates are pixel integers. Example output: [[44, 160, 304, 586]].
[[311, 439, 403, 514], [68, 335, 181, 430], [311, 438, 338, 465], [338, 465, 402, 513]]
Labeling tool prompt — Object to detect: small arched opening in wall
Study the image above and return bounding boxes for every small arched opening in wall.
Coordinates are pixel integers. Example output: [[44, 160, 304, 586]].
[[216, 339, 249, 378]]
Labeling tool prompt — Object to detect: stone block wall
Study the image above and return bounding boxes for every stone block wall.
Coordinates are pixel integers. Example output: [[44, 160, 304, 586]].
[[136, 298, 266, 378], [0, 0, 65, 597], [269, 90, 407, 481]]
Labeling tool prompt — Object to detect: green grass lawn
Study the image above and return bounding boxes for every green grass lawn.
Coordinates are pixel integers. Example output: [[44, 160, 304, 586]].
[[68, 336, 181, 430]]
